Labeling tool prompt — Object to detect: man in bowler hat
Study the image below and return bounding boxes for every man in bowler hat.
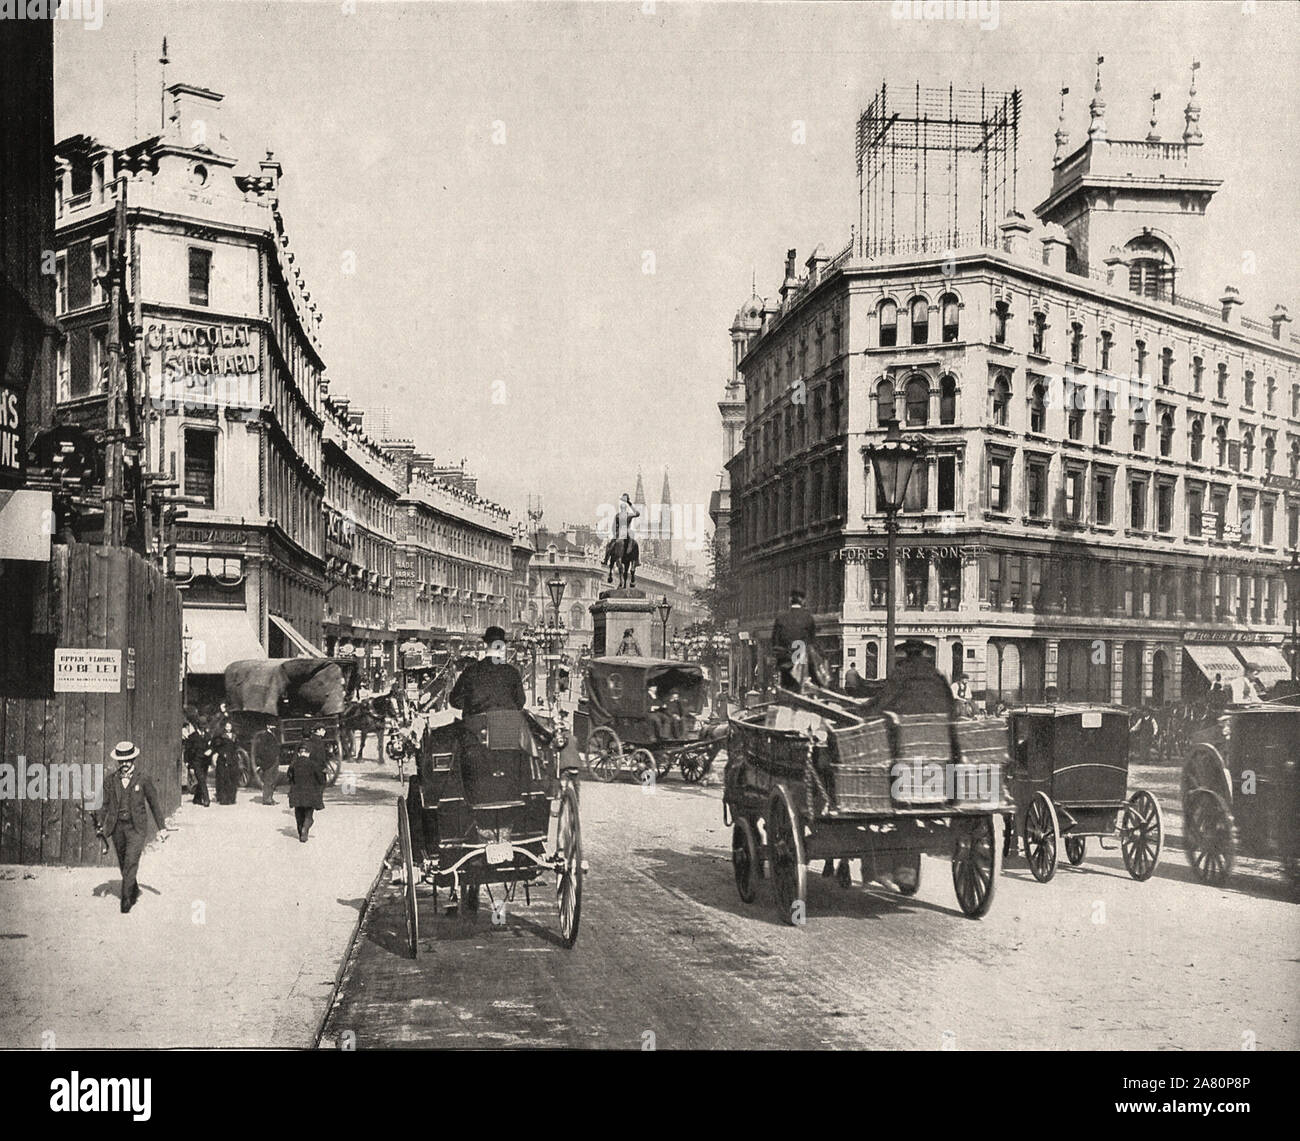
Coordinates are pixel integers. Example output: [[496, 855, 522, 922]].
[[289, 725, 329, 842], [93, 741, 168, 913]]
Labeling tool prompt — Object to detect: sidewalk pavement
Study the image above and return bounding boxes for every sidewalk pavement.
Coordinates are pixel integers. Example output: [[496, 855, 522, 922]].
[[0, 749, 400, 1049]]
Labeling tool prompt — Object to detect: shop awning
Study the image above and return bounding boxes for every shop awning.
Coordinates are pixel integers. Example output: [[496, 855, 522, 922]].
[[1234, 644, 1292, 685], [184, 609, 265, 675], [1183, 643, 1245, 684], [268, 613, 326, 658]]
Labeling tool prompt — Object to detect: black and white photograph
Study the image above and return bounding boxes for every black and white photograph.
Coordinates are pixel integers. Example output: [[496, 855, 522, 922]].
[[1, 0, 1297, 1103]]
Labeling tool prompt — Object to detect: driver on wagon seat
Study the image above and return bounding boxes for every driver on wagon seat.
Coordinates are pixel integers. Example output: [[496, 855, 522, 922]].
[[449, 626, 526, 717]]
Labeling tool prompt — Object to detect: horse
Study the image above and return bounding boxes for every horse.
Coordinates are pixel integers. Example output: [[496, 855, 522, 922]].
[[342, 693, 398, 760], [603, 534, 639, 589]]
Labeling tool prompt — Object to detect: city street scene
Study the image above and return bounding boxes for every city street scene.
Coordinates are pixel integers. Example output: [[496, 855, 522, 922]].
[[1, 0, 1298, 1081]]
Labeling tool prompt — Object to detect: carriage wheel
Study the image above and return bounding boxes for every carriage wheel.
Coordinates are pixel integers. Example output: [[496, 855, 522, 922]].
[[895, 852, 922, 896], [324, 741, 342, 788], [396, 796, 419, 959], [732, 818, 759, 904], [1064, 836, 1086, 866], [1120, 789, 1164, 882], [951, 814, 1001, 917], [679, 744, 709, 784], [555, 785, 583, 947], [766, 786, 807, 926], [1184, 788, 1235, 886], [1023, 792, 1061, 883], [628, 748, 658, 786], [653, 751, 674, 781], [585, 727, 621, 783], [235, 747, 252, 788]]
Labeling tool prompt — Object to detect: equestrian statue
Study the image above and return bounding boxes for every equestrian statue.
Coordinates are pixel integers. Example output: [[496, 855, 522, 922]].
[[603, 492, 640, 589]]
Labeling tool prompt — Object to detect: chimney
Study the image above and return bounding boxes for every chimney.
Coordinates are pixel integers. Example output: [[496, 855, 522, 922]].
[[1219, 285, 1243, 325], [779, 249, 800, 304], [998, 210, 1034, 259], [1040, 223, 1070, 272], [167, 83, 224, 151], [260, 150, 282, 191], [1102, 246, 1131, 288], [1270, 304, 1292, 341]]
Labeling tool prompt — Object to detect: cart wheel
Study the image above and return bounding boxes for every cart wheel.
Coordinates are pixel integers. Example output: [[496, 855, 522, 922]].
[[1064, 836, 1086, 866], [235, 747, 252, 788], [952, 814, 1001, 917], [555, 785, 582, 947], [629, 747, 657, 785], [732, 818, 759, 904], [654, 752, 673, 781], [835, 860, 853, 890], [585, 727, 621, 783], [1184, 788, 1235, 886], [895, 852, 922, 896], [767, 786, 807, 926], [1120, 789, 1163, 882], [679, 745, 709, 784], [324, 744, 342, 788], [397, 796, 419, 959], [1023, 792, 1060, 883]]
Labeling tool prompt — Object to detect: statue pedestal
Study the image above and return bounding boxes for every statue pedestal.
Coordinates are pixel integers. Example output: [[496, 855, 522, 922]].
[[590, 589, 657, 657]]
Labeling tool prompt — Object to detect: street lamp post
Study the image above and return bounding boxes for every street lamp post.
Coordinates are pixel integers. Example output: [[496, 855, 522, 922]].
[[1286, 550, 1300, 686], [865, 419, 921, 679], [546, 574, 566, 707], [655, 595, 672, 658]]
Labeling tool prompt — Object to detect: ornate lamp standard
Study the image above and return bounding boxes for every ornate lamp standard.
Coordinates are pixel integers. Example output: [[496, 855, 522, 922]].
[[864, 419, 921, 679], [1286, 550, 1300, 686], [546, 574, 566, 705], [655, 595, 672, 658]]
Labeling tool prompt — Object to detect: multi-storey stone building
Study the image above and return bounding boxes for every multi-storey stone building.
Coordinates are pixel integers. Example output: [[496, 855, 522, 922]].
[[387, 439, 512, 651], [320, 394, 399, 671], [53, 83, 328, 685], [726, 72, 1299, 706]]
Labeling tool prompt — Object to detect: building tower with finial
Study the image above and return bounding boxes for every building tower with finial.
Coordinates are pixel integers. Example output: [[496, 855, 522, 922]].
[[712, 283, 766, 552], [1052, 86, 1071, 166], [1036, 59, 1220, 293], [656, 469, 673, 565]]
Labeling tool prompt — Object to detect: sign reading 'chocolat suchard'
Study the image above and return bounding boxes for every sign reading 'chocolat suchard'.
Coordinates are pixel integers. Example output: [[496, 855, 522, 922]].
[[146, 322, 260, 380]]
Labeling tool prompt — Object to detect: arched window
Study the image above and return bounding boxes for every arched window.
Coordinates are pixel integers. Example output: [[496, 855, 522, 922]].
[[1291, 441, 1300, 478], [941, 294, 960, 342], [1125, 235, 1175, 301], [905, 376, 929, 426], [1242, 429, 1255, 472], [939, 374, 957, 424], [863, 641, 879, 680], [1215, 423, 1228, 466], [875, 378, 895, 425], [1029, 382, 1047, 433], [1266, 376, 1277, 412], [993, 300, 1010, 345], [1159, 411, 1174, 457], [569, 603, 584, 629], [1264, 434, 1276, 473], [1069, 321, 1084, 364], [878, 299, 897, 347], [991, 375, 1011, 426], [910, 297, 929, 345], [1190, 417, 1204, 462], [1031, 312, 1047, 355], [1244, 371, 1255, 406]]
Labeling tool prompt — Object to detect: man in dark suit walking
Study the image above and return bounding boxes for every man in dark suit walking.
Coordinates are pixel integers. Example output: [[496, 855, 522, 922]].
[[289, 726, 329, 842], [93, 741, 168, 913], [772, 589, 818, 692]]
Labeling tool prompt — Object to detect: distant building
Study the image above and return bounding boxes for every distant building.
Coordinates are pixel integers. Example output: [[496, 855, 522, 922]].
[[725, 68, 1298, 704]]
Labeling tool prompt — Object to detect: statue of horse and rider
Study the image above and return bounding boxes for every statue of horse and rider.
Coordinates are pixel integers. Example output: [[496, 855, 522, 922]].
[[603, 492, 641, 589]]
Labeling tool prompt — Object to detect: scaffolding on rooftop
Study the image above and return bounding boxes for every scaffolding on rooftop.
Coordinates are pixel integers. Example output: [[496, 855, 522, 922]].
[[856, 83, 1021, 260]]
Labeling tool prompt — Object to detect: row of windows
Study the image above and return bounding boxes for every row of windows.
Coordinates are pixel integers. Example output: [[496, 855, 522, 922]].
[[267, 444, 323, 555], [747, 319, 844, 409], [878, 294, 962, 347], [737, 457, 844, 548]]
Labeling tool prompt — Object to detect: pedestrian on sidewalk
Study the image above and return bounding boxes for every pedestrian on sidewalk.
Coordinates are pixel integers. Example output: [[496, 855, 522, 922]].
[[289, 726, 329, 842], [209, 705, 241, 805], [183, 706, 210, 807], [92, 742, 168, 914], [258, 735, 281, 805]]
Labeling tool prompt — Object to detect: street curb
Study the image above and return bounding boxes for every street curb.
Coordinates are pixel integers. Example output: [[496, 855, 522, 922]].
[[312, 818, 394, 1050]]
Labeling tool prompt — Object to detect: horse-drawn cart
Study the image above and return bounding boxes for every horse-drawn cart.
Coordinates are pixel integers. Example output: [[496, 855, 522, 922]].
[[724, 690, 1013, 924], [574, 656, 727, 783], [223, 658, 349, 787], [396, 708, 584, 956]]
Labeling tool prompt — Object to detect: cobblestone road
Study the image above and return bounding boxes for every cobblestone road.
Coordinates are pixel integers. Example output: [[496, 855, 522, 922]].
[[321, 771, 1299, 1051]]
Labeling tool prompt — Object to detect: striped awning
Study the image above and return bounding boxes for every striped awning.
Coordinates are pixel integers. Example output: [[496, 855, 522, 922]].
[[184, 608, 265, 675], [1234, 644, 1292, 685], [1182, 643, 1244, 683], [268, 613, 325, 658]]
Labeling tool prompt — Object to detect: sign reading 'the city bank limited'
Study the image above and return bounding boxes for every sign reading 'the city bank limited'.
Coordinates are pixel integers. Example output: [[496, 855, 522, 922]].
[[54, 649, 122, 693]]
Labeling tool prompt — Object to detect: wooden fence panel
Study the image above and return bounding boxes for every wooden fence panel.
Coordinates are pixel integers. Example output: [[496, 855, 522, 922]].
[[0, 545, 182, 865]]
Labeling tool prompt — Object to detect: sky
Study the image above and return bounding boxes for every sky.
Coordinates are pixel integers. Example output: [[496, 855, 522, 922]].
[[53, 0, 1300, 564]]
